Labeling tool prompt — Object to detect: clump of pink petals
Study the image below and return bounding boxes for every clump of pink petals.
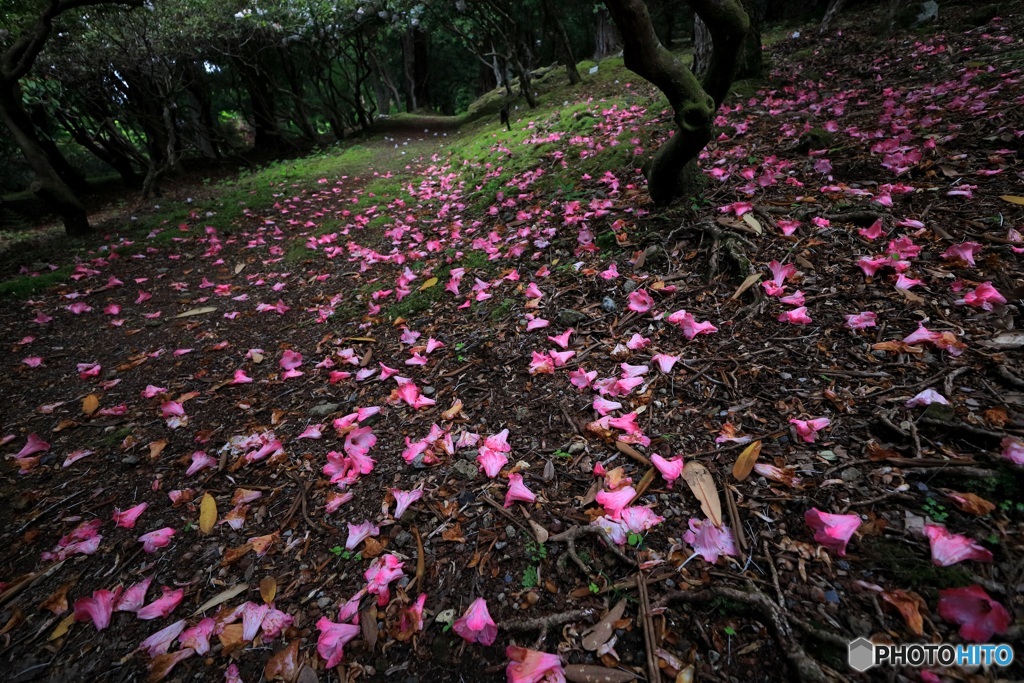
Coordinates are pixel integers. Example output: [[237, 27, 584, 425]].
[[73, 588, 119, 630], [844, 311, 877, 330], [316, 617, 360, 668], [112, 502, 148, 529], [650, 453, 684, 488], [139, 527, 175, 554], [1001, 437, 1024, 466], [683, 519, 738, 564]]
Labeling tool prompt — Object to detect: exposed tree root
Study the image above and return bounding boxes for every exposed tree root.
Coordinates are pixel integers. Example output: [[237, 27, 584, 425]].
[[658, 585, 845, 683], [550, 525, 634, 576], [499, 608, 596, 649]]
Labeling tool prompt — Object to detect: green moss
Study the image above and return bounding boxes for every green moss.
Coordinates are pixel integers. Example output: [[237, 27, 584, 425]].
[[861, 537, 973, 596], [489, 297, 514, 322], [0, 265, 73, 299]]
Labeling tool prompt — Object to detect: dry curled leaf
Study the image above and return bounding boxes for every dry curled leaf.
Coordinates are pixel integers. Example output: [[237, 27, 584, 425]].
[[193, 583, 248, 614], [682, 461, 722, 527], [49, 613, 75, 641], [732, 440, 762, 481], [945, 491, 996, 516], [40, 580, 74, 615], [881, 589, 926, 636]]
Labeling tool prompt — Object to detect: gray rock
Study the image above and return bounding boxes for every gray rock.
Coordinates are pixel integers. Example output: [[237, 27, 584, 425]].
[[122, 455, 139, 465], [452, 460, 478, 480], [557, 309, 588, 325], [310, 403, 340, 417], [623, 279, 637, 294], [421, 386, 435, 396], [601, 297, 617, 312], [840, 468, 863, 483]]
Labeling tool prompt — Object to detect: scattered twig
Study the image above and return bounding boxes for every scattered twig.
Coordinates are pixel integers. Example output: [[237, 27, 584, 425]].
[[919, 417, 1007, 441], [994, 365, 1024, 389], [637, 572, 660, 683], [725, 486, 748, 552], [500, 608, 595, 649], [549, 525, 633, 575]]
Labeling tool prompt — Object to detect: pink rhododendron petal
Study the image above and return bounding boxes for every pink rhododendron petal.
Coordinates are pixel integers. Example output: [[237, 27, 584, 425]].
[[620, 506, 664, 533], [138, 527, 176, 554], [363, 554, 404, 606], [683, 519, 738, 564], [73, 588, 119, 630], [453, 597, 497, 646], [923, 524, 993, 567], [804, 508, 860, 556], [15, 433, 49, 459], [789, 417, 830, 443], [316, 617, 361, 668], [115, 576, 153, 613], [937, 585, 1010, 643], [113, 502, 149, 529], [1001, 437, 1024, 466], [504, 473, 536, 507], [505, 645, 565, 683], [392, 488, 423, 518], [650, 454, 684, 488], [627, 290, 654, 313], [477, 447, 509, 478], [595, 486, 636, 519], [844, 311, 877, 330], [547, 329, 573, 349], [905, 389, 948, 407], [260, 607, 293, 641], [137, 587, 184, 620], [345, 521, 380, 550], [651, 354, 679, 373], [179, 617, 216, 654], [778, 306, 813, 325], [241, 602, 270, 641], [139, 619, 187, 658]]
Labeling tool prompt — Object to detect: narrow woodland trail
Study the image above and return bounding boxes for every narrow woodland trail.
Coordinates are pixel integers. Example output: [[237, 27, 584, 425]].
[[1, 7, 1023, 683]]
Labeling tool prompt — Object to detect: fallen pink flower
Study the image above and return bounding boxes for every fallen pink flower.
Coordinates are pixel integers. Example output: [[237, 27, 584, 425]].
[[364, 554, 404, 606], [651, 454, 684, 488], [477, 448, 508, 478], [626, 333, 651, 350], [549, 350, 575, 367], [142, 384, 167, 398], [316, 617, 361, 667], [804, 508, 860, 556], [297, 424, 323, 440], [73, 588, 119, 630], [941, 242, 982, 266], [856, 256, 890, 277], [505, 645, 565, 683], [525, 317, 550, 331], [180, 450, 214, 476], [628, 290, 654, 313], [504, 473, 536, 507], [547, 329, 572, 349], [923, 524, 993, 567], [230, 369, 253, 384], [260, 607, 293, 641], [778, 307, 813, 325], [905, 389, 948, 407], [179, 618, 215, 655], [1001, 437, 1024, 466], [15, 434, 49, 459], [115, 576, 153, 613], [683, 519, 738, 564], [776, 219, 800, 236], [528, 351, 554, 375], [593, 396, 622, 416], [957, 282, 1006, 310], [620, 506, 664, 533], [137, 586, 184, 620], [844, 311, 877, 330], [113, 502, 149, 529], [790, 417, 830, 443], [22, 356, 43, 367], [345, 520, 380, 550], [392, 488, 423, 518], [858, 219, 885, 240], [453, 597, 497, 646], [595, 486, 636, 519], [524, 282, 544, 299], [651, 354, 679, 373], [894, 274, 923, 290], [139, 527, 175, 554], [140, 620, 187, 658], [779, 290, 806, 306], [937, 585, 1010, 643], [62, 449, 93, 467], [569, 367, 596, 390], [241, 602, 270, 641]]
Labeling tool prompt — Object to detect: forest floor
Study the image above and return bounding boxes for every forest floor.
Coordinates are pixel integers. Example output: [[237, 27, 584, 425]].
[[1, 5, 1024, 683]]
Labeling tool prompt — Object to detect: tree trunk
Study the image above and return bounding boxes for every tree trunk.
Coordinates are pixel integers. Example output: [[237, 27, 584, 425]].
[[542, 0, 581, 85], [0, 85, 90, 235], [818, 0, 846, 34], [594, 7, 622, 60], [402, 27, 430, 112], [696, 0, 761, 80], [882, 0, 901, 36], [28, 103, 89, 192], [604, 0, 748, 204]]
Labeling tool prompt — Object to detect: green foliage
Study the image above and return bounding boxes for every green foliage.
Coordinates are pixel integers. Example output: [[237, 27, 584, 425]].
[[921, 497, 949, 523], [521, 566, 539, 588]]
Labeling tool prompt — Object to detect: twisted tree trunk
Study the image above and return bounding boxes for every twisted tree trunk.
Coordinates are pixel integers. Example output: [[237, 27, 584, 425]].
[[604, 0, 748, 204]]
